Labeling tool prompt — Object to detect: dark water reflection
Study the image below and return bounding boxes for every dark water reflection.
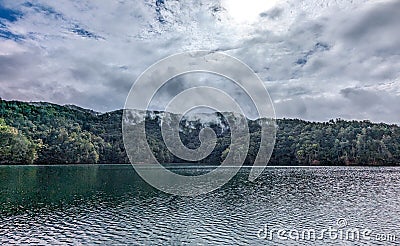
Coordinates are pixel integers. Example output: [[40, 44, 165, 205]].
[[1, 165, 400, 245]]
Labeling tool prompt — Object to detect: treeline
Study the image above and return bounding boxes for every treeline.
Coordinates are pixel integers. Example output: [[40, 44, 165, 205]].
[[1, 99, 399, 165]]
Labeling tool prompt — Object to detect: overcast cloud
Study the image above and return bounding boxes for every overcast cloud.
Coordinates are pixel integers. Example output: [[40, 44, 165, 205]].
[[0, 0, 399, 123]]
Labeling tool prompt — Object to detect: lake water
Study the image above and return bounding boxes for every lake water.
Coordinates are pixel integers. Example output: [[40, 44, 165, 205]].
[[1, 165, 400, 245]]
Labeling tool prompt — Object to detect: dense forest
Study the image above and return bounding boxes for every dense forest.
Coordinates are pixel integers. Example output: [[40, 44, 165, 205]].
[[1, 99, 399, 166]]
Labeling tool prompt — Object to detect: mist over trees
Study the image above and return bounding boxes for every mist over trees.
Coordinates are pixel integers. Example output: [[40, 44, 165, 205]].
[[1, 99, 399, 166]]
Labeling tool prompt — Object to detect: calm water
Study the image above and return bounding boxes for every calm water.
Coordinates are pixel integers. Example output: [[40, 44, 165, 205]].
[[1, 165, 400, 245]]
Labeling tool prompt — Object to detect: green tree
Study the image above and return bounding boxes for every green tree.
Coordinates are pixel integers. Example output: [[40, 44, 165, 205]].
[[0, 118, 37, 164]]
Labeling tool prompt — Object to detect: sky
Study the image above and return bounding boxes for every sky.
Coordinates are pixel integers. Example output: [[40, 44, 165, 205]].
[[0, 0, 399, 123]]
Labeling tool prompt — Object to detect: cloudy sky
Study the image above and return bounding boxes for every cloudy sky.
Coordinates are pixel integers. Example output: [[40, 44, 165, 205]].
[[0, 0, 399, 123]]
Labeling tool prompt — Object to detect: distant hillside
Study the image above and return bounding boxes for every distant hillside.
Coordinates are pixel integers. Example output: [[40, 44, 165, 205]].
[[1, 99, 399, 165]]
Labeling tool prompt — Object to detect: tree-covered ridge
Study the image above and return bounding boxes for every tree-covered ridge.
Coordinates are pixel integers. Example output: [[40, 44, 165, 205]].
[[0, 118, 38, 164], [0, 99, 399, 165]]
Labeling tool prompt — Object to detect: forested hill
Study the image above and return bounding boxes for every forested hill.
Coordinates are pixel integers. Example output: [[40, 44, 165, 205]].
[[1, 99, 399, 166]]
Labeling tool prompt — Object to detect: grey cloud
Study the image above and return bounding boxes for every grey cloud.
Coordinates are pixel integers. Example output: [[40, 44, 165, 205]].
[[259, 8, 284, 20], [0, 0, 399, 123], [303, 0, 400, 83], [148, 72, 259, 118], [341, 1, 400, 46], [339, 87, 400, 123], [340, 87, 381, 108], [274, 98, 307, 119]]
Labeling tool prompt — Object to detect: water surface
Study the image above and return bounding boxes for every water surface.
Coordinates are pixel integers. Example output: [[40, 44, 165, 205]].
[[1, 165, 399, 245]]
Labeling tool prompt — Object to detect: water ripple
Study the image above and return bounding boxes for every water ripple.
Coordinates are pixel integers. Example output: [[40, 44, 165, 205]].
[[0, 166, 400, 245]]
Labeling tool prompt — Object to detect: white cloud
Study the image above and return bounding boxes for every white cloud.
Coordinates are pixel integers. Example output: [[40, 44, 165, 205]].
[[0, 0, 399, 123]]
